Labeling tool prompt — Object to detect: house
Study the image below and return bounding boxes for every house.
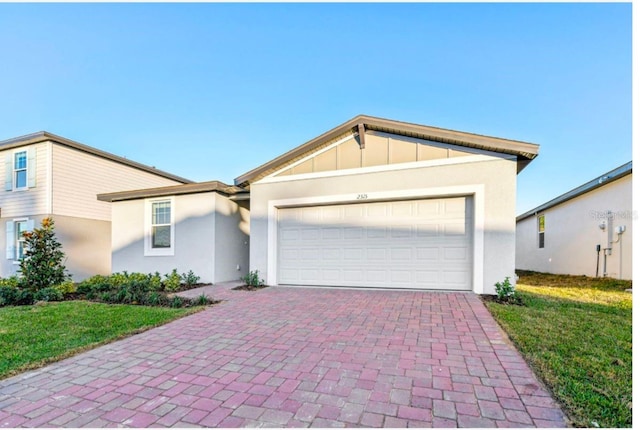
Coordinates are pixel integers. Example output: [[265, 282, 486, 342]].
[[97, 181, 250, 284], [516, 161, 632, 280], [234, 115, 540, 294], [0, 131, 191, 281]]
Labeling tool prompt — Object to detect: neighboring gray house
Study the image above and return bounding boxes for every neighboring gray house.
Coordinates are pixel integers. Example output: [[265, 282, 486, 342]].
[[97, 181, 250, 284], [0, 131, 191, 281], [234, 115, 540, 294], [516, 161, 632, 280]]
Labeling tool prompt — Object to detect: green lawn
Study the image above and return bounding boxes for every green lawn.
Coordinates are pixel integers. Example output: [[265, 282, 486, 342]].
[[484, 271, 632, 428], [0, 301, 199, 380]]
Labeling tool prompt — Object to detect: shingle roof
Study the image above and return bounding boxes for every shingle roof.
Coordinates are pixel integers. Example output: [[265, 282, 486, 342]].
[[97, 180, 247, 202], [0, 131, 193, 184], [516, 161, 632, 222]]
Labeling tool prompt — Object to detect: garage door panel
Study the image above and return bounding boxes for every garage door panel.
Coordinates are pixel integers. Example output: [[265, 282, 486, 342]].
[[278, 197, 472, 290]]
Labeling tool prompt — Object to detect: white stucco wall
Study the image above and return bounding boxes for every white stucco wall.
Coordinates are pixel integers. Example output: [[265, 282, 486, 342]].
[[111, 192, 249, 283], [249, 156, 518, 294], [516, 174, 632, 280]]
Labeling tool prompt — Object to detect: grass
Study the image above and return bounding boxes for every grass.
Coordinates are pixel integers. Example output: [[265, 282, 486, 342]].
[[0, 301, 200, 380], [484, 270, 632, 428]]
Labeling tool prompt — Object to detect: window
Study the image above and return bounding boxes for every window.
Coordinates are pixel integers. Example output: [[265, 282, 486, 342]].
[[145, 198, 174, 256], [538, 215, 545, 248], [15, 220, 28, 259], [5, 218, 34, 261], [152, 201, 171, 248], [5, 148, 35, 191], [14, 151, 27, 189]]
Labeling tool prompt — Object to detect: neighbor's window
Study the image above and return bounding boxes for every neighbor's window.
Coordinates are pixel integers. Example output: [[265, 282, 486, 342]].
[[14, 151, 27, 189], [537, 215, 545, 248], [145, 198, 174, 256], [15, 220, 28, 259]]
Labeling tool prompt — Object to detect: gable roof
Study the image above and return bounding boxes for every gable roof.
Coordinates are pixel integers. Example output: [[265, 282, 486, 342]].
[[234, 114, 540, 187], [0, 131, 193, 184], [516, 161, 632, 222], [97, 180, 247, 202]]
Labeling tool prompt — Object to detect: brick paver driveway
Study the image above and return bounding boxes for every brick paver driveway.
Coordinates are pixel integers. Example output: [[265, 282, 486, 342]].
[[0, 284, 566, 428]]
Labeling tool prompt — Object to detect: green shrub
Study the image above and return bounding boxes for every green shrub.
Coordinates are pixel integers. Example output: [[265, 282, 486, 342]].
[[163, 269, 182, 292], [0, 286, 17, 306], [34, 287, 64, 302], [19, 217, 70, 292], [77, 275, 112, 296], [181, 270, 200, 287], [241, 270, 265, 287], [193, 294, 209, 306], [149, 272, 163, 291], [495, 277, 518, 303], [0, 276, 21, 288], [54, 280, 76, 296], [169, 296, 185, 308], [144, 291, 166, 306]]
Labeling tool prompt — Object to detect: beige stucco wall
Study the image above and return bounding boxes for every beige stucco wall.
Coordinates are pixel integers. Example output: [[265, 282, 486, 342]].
[[0, 214, 110, 281], [516, 174, 632, 279], [111, 192, 249, 283], [249, 156, 517, 294]]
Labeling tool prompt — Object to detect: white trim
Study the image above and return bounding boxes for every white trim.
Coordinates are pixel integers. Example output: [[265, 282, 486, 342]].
[[46, 142, 52, 214], [144, 196, 175, 256], [258, 153, 513, 185], [266, 184, 486, 293], [11, 217, 29, 264], [12, 149, 28, 191]]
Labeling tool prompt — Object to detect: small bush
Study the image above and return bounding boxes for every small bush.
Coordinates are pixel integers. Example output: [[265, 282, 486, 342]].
[[149, 272, 163, 291], [54, 281, 76, 296], [19, 217, 70, 292], [164, 269, 182, 292], [241, 270, 265, 288], [0, 276, 21, 289], [0, 286, 17, 306], [193, 294, 209, 306], [181, 270, 200, 287], [169, 296, 185, 308], [144, 291, 166, 306], [495, 277, 522, 304], [34, 287, 64, 302]]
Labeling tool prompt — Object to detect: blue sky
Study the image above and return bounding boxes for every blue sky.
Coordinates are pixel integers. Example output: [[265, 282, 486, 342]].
[[0, 2, 631, 214]]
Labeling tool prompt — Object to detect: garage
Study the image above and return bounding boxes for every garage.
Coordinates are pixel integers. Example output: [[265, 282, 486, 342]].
[[277, 196, 473, 290]]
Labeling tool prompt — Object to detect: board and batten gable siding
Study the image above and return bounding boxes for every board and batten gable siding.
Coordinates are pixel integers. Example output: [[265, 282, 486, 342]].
[[51, 143, 185, 221], [0, 142, 50, 218]]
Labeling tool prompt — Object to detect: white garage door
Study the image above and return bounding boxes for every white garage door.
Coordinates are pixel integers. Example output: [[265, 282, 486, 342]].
[[277, 196, 473, 290]]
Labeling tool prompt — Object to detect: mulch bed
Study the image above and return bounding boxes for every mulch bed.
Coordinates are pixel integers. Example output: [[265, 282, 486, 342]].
[[480, 294, 525, 306], [232, 285, 269, 291]]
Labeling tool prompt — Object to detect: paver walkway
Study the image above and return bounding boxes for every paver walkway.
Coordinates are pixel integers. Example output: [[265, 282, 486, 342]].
[[0, 283, 567, 427]]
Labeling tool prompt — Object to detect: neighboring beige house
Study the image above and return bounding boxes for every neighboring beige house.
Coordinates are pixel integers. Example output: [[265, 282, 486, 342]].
[[0, 131, 191, 281], [516, 161, 632, 280], [234, 115, 540, 294], [97, 181, 250, 284]]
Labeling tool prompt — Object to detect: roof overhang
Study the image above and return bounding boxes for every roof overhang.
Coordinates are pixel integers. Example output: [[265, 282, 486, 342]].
[[0, 131, 193, 184], [516, 161, 632, 222], [234, 114, 540, 187], [97, 180, 248, 202]]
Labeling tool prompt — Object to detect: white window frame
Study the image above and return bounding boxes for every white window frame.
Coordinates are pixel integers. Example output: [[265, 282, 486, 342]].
[[13, 150, 28, 190], [144, 197, 175, 256], [7, 218, 34, 263]]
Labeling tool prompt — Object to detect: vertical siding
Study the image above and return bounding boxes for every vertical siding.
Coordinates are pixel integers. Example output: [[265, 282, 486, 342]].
[[52, 144, 185, 221], [0, 143, 49, 218]]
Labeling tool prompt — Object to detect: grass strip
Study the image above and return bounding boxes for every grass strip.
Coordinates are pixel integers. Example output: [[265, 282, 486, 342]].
[[0, 300, 200, 380], [484, 272, 631, 428]]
